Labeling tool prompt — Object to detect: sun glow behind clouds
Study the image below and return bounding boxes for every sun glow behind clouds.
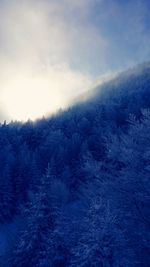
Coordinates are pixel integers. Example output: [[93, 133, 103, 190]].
[[1, 67, 93, 121], [1, 77, 61, 121]]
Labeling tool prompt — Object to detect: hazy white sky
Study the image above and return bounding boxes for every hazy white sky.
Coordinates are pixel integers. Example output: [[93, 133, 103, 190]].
[[0, 0, 150, 121]]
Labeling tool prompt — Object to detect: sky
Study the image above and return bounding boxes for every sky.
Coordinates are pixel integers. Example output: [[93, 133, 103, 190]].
[[0, 0, 150, 122]]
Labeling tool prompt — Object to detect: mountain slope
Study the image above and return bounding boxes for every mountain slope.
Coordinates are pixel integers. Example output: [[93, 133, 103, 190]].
[[0, 62, 150, 266], [73, 61, 150, 125]]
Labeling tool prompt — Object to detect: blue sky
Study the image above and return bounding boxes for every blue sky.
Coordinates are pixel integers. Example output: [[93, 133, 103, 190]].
[[0, 0, 150, 121], [73, 0, 150, 74]]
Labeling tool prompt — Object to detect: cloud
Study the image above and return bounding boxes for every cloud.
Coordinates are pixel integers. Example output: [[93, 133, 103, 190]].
[[0, 0, 107, 121], [0, 0, 106, 67]]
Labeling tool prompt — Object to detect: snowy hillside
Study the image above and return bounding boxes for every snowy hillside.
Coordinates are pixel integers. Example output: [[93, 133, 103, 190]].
[[0, 62, 150, 266]]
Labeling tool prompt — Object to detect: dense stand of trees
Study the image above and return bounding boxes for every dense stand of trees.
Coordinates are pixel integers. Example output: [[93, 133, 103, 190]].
[[0, 63, 150, 266]]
